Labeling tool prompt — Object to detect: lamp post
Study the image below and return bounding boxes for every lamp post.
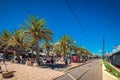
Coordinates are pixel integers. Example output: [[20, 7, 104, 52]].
[[102, 37, 105, 60]]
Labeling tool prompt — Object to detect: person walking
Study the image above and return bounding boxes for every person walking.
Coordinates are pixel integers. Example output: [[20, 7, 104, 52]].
[[64, 56, 68, 65], [39, 56, 43, 65]]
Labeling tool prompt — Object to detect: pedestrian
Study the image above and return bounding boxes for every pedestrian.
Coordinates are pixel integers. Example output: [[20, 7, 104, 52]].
[[46, 56, 50, 64], [51, 56, 54, 64], [64, 56, 68, 65], [20, 56, 23, 64], [39, 57, 43, 65]]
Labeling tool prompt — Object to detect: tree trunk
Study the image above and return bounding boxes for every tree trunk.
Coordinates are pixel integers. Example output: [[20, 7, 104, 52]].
[[47, 47, 49, 57], [3, 50, 6, 64], [3, 50, 8, 71], [32, 45, 34, 57], [36, 39, 40, 65], [16, 49, 20, 63], [63, 47, 66, 56]]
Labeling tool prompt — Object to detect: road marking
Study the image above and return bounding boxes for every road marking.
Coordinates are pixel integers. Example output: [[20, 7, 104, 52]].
[[67, 73, 76, 80]]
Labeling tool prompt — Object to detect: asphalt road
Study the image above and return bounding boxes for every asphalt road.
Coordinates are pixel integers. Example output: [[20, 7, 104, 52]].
[[54, 59, 102, 80]]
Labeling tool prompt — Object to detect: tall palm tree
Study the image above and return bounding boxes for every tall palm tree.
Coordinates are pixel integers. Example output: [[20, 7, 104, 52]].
[[57, 34, 71, 56], [0, 30, 12, 63], [0, 29, 28, 60], [42, 40, 53, 56], [71, 44, 79, 54], [11, 29, 28, 53], [20, 16, 53, 65], [27, 36, 36, 55], [78, 47, 91, 61], [53, 42, 61, 55]]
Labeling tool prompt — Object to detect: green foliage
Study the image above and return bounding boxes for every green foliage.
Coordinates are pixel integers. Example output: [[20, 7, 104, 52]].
[[20, 15, 53, 65], [0, 29, 28, 51], [103, 61, 120, 78], [20, 16, 53, 41], [0, 15, 92, 59], [53, 34, 71, 55], [42, 41, 53, 56]]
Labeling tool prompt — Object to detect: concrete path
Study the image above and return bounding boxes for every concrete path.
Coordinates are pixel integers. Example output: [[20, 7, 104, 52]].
[[54, 59, 102, 80]]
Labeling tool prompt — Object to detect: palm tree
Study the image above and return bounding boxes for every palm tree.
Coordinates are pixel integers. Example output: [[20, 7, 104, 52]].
[[71, 45, 89, 62], [20, 16, 53, 65], [27, 36, 36, 55], [57, 34, 71, 56], [11, 29, 28, 56], [42, 40, 53, 56], [71, 44, 79, 54], [0, 29, 28, 62], [53, 42, 61, 55], [0, 30, 12, 63], [78, 47, 91, 61], [83, 49, 91, 60]]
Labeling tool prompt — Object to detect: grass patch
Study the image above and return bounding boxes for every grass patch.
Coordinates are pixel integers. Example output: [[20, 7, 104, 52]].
[[103, 61, 120, 78]]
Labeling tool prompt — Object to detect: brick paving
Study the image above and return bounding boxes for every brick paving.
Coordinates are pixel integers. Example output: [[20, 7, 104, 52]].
[[0, 62, 64, 80], [0, 60, 91, 80]]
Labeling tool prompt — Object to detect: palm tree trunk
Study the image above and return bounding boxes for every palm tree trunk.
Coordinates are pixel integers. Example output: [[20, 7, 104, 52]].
[[47, 47, 49, 57], [3, 50, 8, 71], [63, 47, 66, 56], [3, 50, 7, 64], [64, 48, 69, 65], [16, 49, 20, 63], [32, 45, 34, 57], [36, 39, 40, 65]]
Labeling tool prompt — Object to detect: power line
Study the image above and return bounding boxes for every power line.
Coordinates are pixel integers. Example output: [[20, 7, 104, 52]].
[[66, 0, 96, 49]]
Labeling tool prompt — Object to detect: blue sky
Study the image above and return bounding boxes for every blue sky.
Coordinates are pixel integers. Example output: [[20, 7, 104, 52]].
[[0, 0, 120, 55]]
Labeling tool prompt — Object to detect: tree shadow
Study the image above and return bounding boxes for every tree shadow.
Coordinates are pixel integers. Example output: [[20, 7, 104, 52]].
[[39, 63, 69, 70]]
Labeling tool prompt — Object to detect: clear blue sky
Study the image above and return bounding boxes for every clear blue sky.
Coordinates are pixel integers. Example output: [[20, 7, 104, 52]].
[[0, 0, 120, 55]]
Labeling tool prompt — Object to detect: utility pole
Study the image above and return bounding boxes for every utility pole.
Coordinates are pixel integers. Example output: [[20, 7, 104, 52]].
[[102, 37, 105, 60]]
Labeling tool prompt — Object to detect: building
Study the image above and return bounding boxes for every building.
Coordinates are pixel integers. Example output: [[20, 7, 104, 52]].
[[108, 45, 120, 67]]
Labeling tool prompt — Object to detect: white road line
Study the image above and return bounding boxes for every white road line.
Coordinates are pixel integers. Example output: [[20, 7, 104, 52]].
[[67, 73, 76, 80]]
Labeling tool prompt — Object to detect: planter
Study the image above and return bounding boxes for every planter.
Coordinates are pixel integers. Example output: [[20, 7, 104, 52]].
[[103, 61, 120, 80], [26, 61, 33, 66], [2, 71, 13, 78], [33, 63, 38, 67]]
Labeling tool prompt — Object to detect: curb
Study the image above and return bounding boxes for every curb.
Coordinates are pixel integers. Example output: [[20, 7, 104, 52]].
[[102, 63, 117, 80], [102, 61, 120, 80]]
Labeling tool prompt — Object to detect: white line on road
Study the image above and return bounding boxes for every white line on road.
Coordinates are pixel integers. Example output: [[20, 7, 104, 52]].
[[67, 73, 76, 80]]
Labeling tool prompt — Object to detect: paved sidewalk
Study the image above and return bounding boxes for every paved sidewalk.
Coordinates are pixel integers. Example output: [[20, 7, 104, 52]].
[[0, 60, 92, 80], [0, 62, 64, 80]]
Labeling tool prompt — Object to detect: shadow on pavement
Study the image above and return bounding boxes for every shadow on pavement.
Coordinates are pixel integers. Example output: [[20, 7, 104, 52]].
[[39, 64, 69, 69]]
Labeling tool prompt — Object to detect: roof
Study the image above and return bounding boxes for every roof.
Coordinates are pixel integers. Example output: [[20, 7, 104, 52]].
[[110, 45, 120, 56]]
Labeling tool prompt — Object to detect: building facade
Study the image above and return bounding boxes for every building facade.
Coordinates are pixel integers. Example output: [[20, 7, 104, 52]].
[[109, 45, 120, 67]]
